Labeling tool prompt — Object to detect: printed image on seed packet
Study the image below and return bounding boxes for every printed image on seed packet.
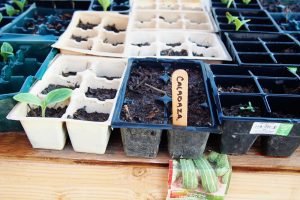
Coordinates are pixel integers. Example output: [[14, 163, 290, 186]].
[[166, 151, 232, 200]]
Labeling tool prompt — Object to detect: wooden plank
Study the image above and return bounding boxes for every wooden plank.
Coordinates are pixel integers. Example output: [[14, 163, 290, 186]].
[[0, 158, 299, 200], [0, 132, 299, 171]]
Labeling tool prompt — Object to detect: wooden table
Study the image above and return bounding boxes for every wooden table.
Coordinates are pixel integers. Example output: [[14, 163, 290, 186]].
[[0, 132, 299, 200]]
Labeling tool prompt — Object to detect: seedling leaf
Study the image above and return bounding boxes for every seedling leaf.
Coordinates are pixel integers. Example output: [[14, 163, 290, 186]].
[[1, 42, 14, 62], [45, 88, 72, 107], [240, 101, 255, 113], [98, 0, 111, 11], [234, 19, 251, 31], [242, 0, 251, 5], [13, 0, 27, 12], [5, 4, 19, 16], [288, 67, 298, 74], [13, 93, 42, 106], [227, 0, 234, 8], [226, 12, 238, 24], [0, 13, 3, 23]]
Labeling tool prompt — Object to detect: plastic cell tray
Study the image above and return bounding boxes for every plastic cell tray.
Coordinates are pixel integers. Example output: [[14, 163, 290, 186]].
[[270, 13, 300, 34], [28, 0, 91, 10], [0, 1, 34, 20], [211, 0, 263, 10], [212, 8, 280, 33], [259, 0, 300, 13], [0, 4, 75, 37], [112, 58, 218, 133], [224, 32, 300, 66], [90, 0, 130, 13]]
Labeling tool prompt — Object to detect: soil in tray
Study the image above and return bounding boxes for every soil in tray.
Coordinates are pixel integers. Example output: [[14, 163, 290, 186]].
[[192, 52, 204, 57], [27, 106, 67, 118], [260, 0, 300, 12], [77, 20, 98, 30], [85, 88, 117, 101], [263, 85, 300, 95], [103, 39, 123, 46], [97, 76, 120, 80], [218, 85, 256, 93], [160, 49, 188, 56], [104, 24, 125, 33], [71, 35, 88, 42], [166, 43, 182, 47], [62, 71, 78, 77], [131, 42, 150, 47], [68, 108, 109, 122], [41, 84, 79, 94], [271, 111, 299, 119], [223, 103, 264, 117]]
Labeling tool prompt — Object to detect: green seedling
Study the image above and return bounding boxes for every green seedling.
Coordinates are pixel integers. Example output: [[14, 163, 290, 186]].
[[240, 101, 255, 113], [288, 66, 298, 74], [5, 4, 19, 17], [13, 88, 72, 117], [0, 13, 3, 23], [242, 0, 251, 5], [221, 0, 234, 8], [98, 0, 111, 11], [226, 12, 250, 31], [1, 42, 14, 62], [13, 0, 27, 12], [226, 12, 238, 24]]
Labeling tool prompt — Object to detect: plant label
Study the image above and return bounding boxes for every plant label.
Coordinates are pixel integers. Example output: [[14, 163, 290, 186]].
[[250, 122, 294, 136], [172, 69, 188, 126]]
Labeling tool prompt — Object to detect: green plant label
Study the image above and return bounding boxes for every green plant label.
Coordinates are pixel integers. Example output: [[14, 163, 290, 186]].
[[250, 122, 293, 136]]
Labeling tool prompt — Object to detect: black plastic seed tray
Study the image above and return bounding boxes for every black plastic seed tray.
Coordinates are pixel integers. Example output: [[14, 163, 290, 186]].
[[270, 13, 300, 33], [259, 0, 300, 13], [28, 0, 91, 10], [112, 58, 218, 133], [0, 4, 75, 37], [225, 32, 300, 66], [213, 8, 280, 33], [211, 0, 262, 10], [291, 33, 300, 43], [89, 0, 130, 14], [207, 64, 300, 156]]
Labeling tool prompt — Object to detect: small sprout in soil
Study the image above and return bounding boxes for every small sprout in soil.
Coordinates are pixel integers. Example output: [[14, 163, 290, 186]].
[[288, 66, 298, 74], [5, 4, 19, 17], [221, 0, 234, 8], [226, 12, 238, 24], [98, 0, 111, 11], [0, 42, 14, 62], [239, 101, 255, 113], [13, 88, 72, 118], [13, 0, 27, 12], [242, 0, 251, 5], [0, 13, 3, 23], [226, 12, 250, 31]]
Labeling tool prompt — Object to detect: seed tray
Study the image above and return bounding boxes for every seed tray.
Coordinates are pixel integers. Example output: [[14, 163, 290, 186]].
[[28, 0, 91, 10], [128, 10, 216, 32], [132, 0, 208, 11], [124, 31, 232, 61], [0, 1, 33, 19], [112, 58, 218, 133], [270, 13, 300, 33], [52, 11, 128, 58], [211, 0, 262, 10], [0, 17, 13, 29], [90, 0, 130, 13], [225, 32, 300, 66], [291, 33, 300, 43], [0, 5, 75, 37], [259, 0, 300, 13], [212, 8, 280, 33]]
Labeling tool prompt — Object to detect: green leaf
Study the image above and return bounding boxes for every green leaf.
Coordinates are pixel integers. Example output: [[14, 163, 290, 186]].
[[242, 0, 251, 4], [5, 4, 19, 16], [98, 0, 111, 11], [44, 88, 72, 107], [221, 0, 228, 4], [227, 0, 234, 8], [13, 93, 42, 106], [13, 0, 27, 12], [207, 151, 219, 163], [0, 13, 3, 23], [1, 42, 14, 62], [234, 19, 250, 31], [226, 12, 238, 24], [288, 67, 298, 74], [180, 159, 198, 190]]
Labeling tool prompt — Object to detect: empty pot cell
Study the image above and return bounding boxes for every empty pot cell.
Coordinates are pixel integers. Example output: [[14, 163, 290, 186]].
[[134, 0, 156, 9], [65, 38, 93, 50], [267, 43, 300, 54], [274, 54, 300, 65], [249, 18, 274, 25], [220, 95, 268, 118], [101, 32, 126, 46], [129, 31, 156, 47], [158, 32, 185, 47], [159, 21, 183, 29], [210, 65, 251, 76], [0, 77, 25, 95], [37, 76, 80, 95], [160, 44, 189, 57], [263, 34, 295, 43], [158, 2, 180, 10], [168, 130, 209, 159], [92, 32, 125, 53], [89, 60, 126, 80], [50, 57, 89, 78], [193, 46, 222, 58], [248, 25, 279, 32], [102, 16, 128, 33], [238, 54, 275, 64], [219, 24, 248, 31], [228, 34, 259, 42], [216, 77, 259, 94], [184, 12, 209, 24], [129, 44, 158, 57], [121, 128, 162, 158], [188, 34, 214, 48], [236, 3, 261, 9], [76, 14, 101, 30], [233, 42, 266, 53], [158, 13, 181, 24], [181, 3, 204, 11], [268, 96, 300, 119], [0, 18, 12, 28], [250, 67, 295, 78], [260, 79, 300, 95]]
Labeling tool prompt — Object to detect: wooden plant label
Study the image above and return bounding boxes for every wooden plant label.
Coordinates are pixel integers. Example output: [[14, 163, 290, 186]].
[[172, 69, 188, 126]]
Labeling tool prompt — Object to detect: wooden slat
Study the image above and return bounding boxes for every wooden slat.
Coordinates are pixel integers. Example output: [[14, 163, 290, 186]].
[[0, 132, 299, 171]]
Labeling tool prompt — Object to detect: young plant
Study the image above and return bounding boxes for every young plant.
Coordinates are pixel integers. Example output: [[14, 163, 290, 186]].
[[288, 66, 298, 74], [98, 0, 111, 11], [242, 0, 251, 5], [240, 101, 255, 113], [5, 4, 19, 17], [226, 12, 238, 24], [13, 88, 72, 117], [0, 13, 3, 24], [13, 0, 27, 12], [221, 0, 234, 8], [1, 42, 14, 62], [226, 12, 250, 31]]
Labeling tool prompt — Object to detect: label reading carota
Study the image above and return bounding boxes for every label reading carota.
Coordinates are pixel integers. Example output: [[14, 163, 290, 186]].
[[250, 122, 293, 136]]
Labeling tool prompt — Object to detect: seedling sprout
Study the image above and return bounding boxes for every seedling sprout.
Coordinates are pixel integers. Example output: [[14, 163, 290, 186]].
[[98, 0, 111, 11], [0, 42, 14, 62], [13, 0, 27, 12], [242, 0, 251, 5], [240, 101, 255, 113], [5, 4, 19, 17], [226, 12, 251, 31]]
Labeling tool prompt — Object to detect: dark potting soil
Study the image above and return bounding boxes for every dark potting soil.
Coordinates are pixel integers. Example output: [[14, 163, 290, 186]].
[[196, 44, 210, 48], [98, 76, 120, 80], [47, 23, 63, 31], [103, 38, 123, 46], [85, 87, 117, 101], [166, 43, 181, 47], [263, 85, 300, 95], [260, 0, 300, 12], [77, 20, 98, 30], [218, 85, 256, 93], [131, 42, 151, 47], [104, 24, 125, 33], [71, 35, 88, 42], [27, 106, 67, 118], [41, 84, 78, 94], [160, 49, 188, 56], [192, 52, 204, 57], [223, 104, 264, 117], [68, 108, 109, 122], [271, 111, 300, 119], [62, 71, 78, 77]]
